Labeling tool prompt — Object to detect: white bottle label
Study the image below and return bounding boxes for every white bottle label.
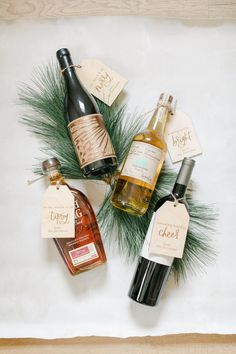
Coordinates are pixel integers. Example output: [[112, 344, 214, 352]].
[[121, 141, 163, 185], [141, 213, 173, 266]]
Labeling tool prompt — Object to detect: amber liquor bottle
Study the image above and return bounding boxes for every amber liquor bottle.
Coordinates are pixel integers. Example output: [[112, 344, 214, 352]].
[[42, 158, 107, 275]]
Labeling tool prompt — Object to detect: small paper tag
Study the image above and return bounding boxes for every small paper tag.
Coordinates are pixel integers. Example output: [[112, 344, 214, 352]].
[[42, 185, 75, 239], [149, 201, 189, 258], [76, 59, 127, 106], [165, 110, 202, 163]]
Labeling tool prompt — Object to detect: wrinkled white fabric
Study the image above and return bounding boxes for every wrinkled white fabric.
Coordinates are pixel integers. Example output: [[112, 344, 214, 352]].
[[0, 17, 235, 338]]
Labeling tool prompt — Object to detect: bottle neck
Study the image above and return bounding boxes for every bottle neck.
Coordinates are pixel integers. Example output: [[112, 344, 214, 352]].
[[58, 54, 82, 92], [47, 169, 66, 186], [147, 105, 169, 135], [171, 158, 195, 199], [172, 183, 187, 199]]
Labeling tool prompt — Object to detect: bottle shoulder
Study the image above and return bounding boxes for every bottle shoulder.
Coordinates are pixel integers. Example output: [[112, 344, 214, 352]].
[[133, 129, 167, 151], [154, 194, 188, 212], [69, 186, 89, 202]]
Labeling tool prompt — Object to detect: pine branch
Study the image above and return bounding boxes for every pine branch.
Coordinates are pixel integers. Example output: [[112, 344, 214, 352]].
[[18, 62, 217, 281]]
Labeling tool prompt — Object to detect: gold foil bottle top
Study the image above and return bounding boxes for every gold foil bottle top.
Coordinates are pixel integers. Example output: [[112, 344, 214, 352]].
[[158, 93, 176, 114], [42, 157, 61, 173]]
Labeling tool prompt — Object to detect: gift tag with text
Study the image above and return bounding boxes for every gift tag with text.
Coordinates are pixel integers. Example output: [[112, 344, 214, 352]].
[[165, 110, 202, 163], [42, 185, 75, 239], [149, 201, 189, 258], [76, 59, 127, 106]]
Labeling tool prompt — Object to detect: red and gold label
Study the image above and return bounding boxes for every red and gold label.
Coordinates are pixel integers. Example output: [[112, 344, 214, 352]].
[[68, 114, 116, 168]]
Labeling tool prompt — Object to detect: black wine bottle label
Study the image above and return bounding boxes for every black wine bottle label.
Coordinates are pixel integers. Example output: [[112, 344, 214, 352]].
[[68, 114, 116, 168]]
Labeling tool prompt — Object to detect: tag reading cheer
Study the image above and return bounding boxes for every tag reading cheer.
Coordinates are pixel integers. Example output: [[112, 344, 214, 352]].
[[149, 201, 189, 258], [165, 110, 202, 163], [42, 185, 75, 238], [76, 59, 127, 106]]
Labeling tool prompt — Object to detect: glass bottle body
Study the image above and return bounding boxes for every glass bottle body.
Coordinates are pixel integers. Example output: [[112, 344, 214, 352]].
[[128, 186, 187, 306], [128, 157, 195, 306], [50, 171, 106, 275], [111, 102, 170, 216], [111, 129, 166, 216], [57, 48, 117, 177]]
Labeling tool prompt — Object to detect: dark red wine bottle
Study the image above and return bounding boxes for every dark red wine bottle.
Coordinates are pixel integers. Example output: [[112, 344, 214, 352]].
[[128, 158, 195, 306], [56, 48, 117, 177]]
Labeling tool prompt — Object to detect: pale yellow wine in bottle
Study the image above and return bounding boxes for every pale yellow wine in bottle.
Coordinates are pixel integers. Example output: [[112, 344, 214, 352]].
[[111, 93, 175, 216]]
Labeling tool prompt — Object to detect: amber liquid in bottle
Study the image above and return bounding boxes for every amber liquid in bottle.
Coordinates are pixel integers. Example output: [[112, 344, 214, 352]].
[[48, 169, 106, 275], [111, 94, 173, 216]]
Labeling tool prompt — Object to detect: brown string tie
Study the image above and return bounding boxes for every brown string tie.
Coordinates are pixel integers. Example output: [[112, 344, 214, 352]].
[[60, 64, 82, 73]]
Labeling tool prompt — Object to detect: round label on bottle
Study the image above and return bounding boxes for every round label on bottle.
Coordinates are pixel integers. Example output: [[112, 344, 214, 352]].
[[121, 141, 163, 185], [68, 114, 116, 168]]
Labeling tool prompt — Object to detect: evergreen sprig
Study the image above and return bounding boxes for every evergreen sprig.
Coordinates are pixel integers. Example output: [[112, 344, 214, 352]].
[[18, 63, 217, 280]]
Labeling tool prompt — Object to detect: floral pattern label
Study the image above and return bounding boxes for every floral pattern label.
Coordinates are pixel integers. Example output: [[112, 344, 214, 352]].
[[121, 141, 163, 185], [68, 114, 116, 168]]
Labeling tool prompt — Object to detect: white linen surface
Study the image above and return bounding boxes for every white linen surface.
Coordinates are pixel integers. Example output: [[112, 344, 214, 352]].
[[0, 17, 235, 338]]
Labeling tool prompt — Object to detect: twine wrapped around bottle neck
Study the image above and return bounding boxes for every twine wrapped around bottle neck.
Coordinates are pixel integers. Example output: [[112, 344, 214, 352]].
[[170, 192, 185, 207], [60, 64, 82, 73]]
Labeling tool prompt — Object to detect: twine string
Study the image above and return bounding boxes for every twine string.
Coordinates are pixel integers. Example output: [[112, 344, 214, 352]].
[[60, 64, 82, 73], [27, 175, 47, 185], [170, 193, 185, 207]]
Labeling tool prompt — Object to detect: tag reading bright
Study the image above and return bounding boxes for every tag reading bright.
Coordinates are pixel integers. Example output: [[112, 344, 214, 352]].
[[165, 110, 202, 163], [41, 185, 75, 239], [76, 59, 127, 106], [149, 201, 189, 258]]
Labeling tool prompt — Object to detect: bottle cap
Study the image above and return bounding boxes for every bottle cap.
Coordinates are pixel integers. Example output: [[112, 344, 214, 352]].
[[42, 158, 61, 173], [56, 48, 70, 59], [175, 157, 195, 186], [158, 93, 176, 114]]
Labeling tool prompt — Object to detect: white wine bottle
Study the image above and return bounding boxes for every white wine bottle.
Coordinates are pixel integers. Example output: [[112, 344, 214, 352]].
[[111, 93, 175, 216]]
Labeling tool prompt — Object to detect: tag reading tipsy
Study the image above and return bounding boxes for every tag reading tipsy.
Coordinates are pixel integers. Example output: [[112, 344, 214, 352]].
[[149, 201, 189, 258], [165, 110, 202, 163], [76, 59, 127, 106], [42, 185, 75, 238]]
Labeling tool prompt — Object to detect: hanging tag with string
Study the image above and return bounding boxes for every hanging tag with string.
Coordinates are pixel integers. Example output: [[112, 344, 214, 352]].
[[41, 181, 75, 239], [75, 59, 127, 106], [164, 110, 202, 163], [149, 197, 189, 258]]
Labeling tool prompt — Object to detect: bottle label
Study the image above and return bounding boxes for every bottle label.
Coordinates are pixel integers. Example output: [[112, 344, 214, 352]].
[[69, 242, 99, 266], [149, 201, 189, 258], [121, 141, 163, 185], [41, 185, 75, 239], [164, 110, 202, 163], [68, 114, 116, 169], [141, 213, 173, 266]]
